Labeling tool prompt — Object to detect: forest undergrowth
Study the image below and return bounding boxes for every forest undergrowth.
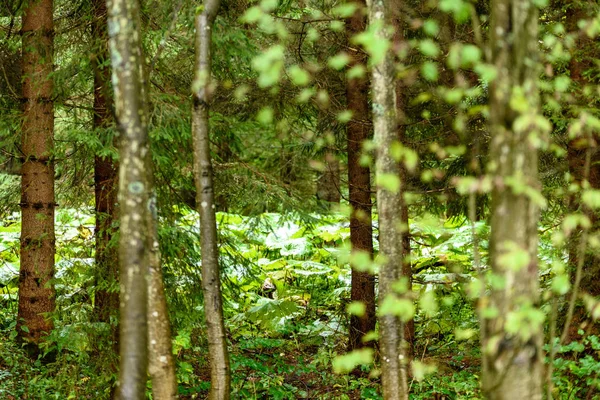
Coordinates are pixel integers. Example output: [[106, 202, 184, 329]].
[[0, 209, 597, 399]]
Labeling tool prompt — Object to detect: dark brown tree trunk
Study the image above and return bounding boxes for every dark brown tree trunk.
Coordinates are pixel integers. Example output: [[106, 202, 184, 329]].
[[346, 0, 376, 351], [17, 0, 56, 348], [107, 0, 149, 397], [91, 0, 119, 327], [482, 0, 543, 398], [192, 1, 231, 398]]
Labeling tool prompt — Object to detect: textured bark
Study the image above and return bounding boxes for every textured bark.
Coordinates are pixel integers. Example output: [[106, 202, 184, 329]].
[[147, 194, 178, 400], [482, 0, 543, 398], [192, 2, 231, 399], [17, 0, 56, 347], [346, 0, 376, 351], [392, 3, 414, 360], [107, 1, 177, 398], [92, 0, 119, 327], [107, 0, 149, 398], [368, 0, 409, 398], [137, 8, 177, 400]]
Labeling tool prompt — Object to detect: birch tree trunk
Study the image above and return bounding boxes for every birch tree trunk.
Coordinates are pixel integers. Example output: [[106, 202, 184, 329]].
[[192, 2, 231, 399], [139, 12, 177, 400], [368, 0, 409, 398], [106, 0, 149, 397], [147, 184, 177, 399], [392, 0, 413, 359], [107, 1, 178, 397], [17, 0, 56, 349], [482, 0, 544, 398], [346, 0, 376, 351]]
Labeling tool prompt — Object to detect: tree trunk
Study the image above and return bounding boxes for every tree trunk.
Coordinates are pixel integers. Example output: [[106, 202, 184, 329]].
[[92, 0, 119, 328], [107, 0, 149, 397], [368, 0, 409, 397], [17, 0, 56, 349], [192, 2, 231, 399], [147, 191, 178, 399], [482, 0, 543, 398], [392, 4, 414, 360], [346, 0, 376, 351]]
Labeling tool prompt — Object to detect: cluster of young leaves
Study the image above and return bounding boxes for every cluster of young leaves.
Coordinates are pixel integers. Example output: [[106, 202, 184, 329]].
[[549, 334, 600, 398]]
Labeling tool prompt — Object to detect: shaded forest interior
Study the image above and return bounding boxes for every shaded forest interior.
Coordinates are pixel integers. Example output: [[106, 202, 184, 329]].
[[0, 0, 599, 399]]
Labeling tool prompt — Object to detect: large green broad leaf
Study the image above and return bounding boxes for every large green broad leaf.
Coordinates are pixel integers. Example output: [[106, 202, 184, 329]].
[[245, 298, 301, 331]]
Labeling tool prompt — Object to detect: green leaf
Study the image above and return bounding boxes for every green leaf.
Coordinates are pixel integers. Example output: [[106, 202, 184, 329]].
[[288, 65, 310, 86], [241, 6, 263, 23], [390, 141, 402, 161], [455, 328, 476, 341], [447, 43, 461, 70], [418, 39, 440, 58], [331, 3, 358, 18], [256, 107, 274, 124], [378, 295, 415, 322], [390, 143, 419, 172], [461, 45, 481, 66], [251, 45, 285, 88], [439, 0, 470, 23], [328, 52, 351, 70], [337, 110, 353, 123], [554, 75, 571, 92], [411, 360, 437, 381], [505, 306, 544, 340], [562, 214, 590, 236], [260, 0, 278, 12], [583, 294, 600, 320], [347, 65, 366, 79], [444, 88, 463, 104], [509, 88, 530, 113], [421, 61, 438, 82], [332, 348, 374, 374], [552, 274, 570, 295], [423, 19, 439, 36], [306, 27, 320, 42], [474, 63, 497, 82], [296, 87, 316, 103], [453, 176, 477, 195], [497, 241, 530, 272], [376, 173, 401, 193], [330, 20, 345, 32], [352, 21, 391, 66], [481, 305, 499, 319], [347, 301, 366, 317], [582, 189, 600, 209], [419, 290, 438, 317], [349, 250, 374, 273]]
